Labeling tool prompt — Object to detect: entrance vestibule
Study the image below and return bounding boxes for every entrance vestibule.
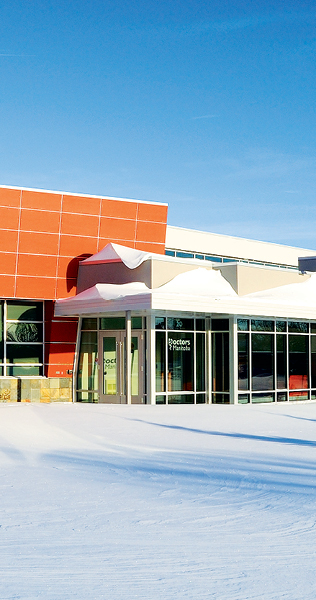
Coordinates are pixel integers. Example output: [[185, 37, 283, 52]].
[[99, 331, 143, 403]]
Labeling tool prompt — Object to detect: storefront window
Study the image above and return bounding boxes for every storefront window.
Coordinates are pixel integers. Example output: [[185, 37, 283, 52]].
[[155, 317, 205, 403], [0, 300, 44, 376], [212, 332, 229, 392], [155, 331, 166, 392], [168, 331, 194, 392], [277, 335, 287, 389], [289, 335, 308, 389], [252, 334, 274, 391], [238, 333, 249, 390], [311, 337, 316, 388], [77, 331, 99, 393], [196, 333, 205, 391]]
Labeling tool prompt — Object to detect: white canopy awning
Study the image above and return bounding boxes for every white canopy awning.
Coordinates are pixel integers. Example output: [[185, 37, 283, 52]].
[[55, 266, 316, 320]]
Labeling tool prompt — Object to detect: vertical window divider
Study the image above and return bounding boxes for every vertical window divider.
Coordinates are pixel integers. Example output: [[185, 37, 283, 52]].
[[3, 301, 7, 377]]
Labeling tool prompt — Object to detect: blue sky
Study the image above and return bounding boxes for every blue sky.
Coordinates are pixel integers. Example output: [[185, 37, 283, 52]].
[[1, 1, 316, 248]]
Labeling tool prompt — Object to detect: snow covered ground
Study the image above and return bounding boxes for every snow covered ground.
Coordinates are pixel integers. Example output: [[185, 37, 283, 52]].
[[1, 402, 316, 600]]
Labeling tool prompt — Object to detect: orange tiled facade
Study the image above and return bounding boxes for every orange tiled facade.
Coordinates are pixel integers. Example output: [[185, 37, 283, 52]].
[[0, 185, 168, 388]]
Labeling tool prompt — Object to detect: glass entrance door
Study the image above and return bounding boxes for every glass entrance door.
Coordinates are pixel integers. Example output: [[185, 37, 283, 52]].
[[99, 331, 143, 403]]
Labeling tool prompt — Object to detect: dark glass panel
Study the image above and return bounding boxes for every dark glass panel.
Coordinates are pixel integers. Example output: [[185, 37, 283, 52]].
[[81, 318, 98, 330], [289, 335, 308, 389], [311, 390, 316, 400], [165, 250, 175, 257], [168, 394, 194, 404], [212, 332, 229, 392], [212, 393, 230, 404], [156, 331, 166, 392], [156, 395, 166, 404], [196, 394, 206, 404], [196, 319, 205, 331], [237, 319, 249, 331], [7, 365, 42, 376], [252, 334, 274, 391], [131, 317, 142, 329], [168, 332, 194, 392], [77, 331, 98, 392], [76, 391, 98, 403], [175, 251, 194, 259], [311, 323, 316, 333], [167, 317, 194, 331], [196, 333, 206, 392], [6, 344, 43, 364], [277, 392, 287, 402], [288, 321, 309, 333], [0, 366, 3, 375], [252, 393, 275, 403], [238, 333, 249, 391], [238, 394, 250, 404], [251, 320, 274, 332], [311, 337, 316, 388], [6, 322, 42, 343], [276, 321, 286, 332], [289, 390, 309, 401], [99, 317, 125, 330], [211, 319, 229, 331], [277, 335, 287, 389], [195, 254, 205, 260], [205, 255, 222, 263], [155, 317, 166, 330], [7, 301, 43, 321]]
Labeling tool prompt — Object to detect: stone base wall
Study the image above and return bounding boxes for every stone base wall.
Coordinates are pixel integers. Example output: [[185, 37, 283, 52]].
[[0, 378, 73, 402]]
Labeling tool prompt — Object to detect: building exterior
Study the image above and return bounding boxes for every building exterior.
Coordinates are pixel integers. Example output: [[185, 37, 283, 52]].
[[1, 183, 316, 405]]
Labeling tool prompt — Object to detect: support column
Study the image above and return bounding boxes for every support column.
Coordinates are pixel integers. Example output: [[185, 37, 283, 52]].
[[126, 311, 132, 404], [147, 314, 156, 404]]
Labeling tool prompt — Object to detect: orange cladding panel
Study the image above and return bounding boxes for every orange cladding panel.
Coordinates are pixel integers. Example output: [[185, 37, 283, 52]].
[[21, 190, 62, 211], [136, 220, 167, 244], [15, 275, 56, 299], [61, 213, 99, 237], [0, 206, 20, 229], [17, 254, 58, 277], [137, 203, 168, 222], [20, 209, 60, 233], [62, 195, 101, 215], [0, 187, 21, 207], [0, 252, 17, 275], [59, 235, 98, 257], [0, 230, 18, 253], [99, 217, 136, 241], [0, 275, 15, 297], [56, 278, 77, 298], [101, 198, 138, 220], [18, 231, 60, 255]]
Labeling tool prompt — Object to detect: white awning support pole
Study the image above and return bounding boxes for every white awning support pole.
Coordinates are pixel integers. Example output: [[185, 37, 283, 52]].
[[126, 311, 132, 404]]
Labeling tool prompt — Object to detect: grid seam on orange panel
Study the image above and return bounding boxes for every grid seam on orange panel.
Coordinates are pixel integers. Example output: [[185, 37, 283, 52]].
[[0, 205, 166, 223], [55, 193, 64, 299], [96, 196, 102, 252], [13, 190, 22, 296], [134, 203, 139, 249]]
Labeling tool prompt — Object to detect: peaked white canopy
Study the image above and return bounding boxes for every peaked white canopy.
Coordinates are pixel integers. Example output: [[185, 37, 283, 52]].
[[81, 243, 151, 269], [55, 265, 316, 319]]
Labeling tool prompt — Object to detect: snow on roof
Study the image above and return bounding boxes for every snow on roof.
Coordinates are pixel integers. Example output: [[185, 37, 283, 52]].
[[55, 263, 316, 319], [81, 243, 151, 269], [247, 273, 316, 307]]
